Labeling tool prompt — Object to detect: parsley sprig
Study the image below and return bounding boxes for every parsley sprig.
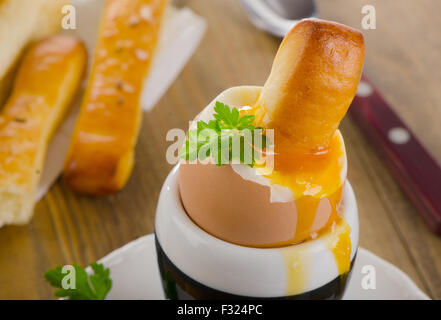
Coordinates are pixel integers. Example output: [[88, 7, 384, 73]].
[[44, 262, 112, 300], [180, 101, 270, 166]]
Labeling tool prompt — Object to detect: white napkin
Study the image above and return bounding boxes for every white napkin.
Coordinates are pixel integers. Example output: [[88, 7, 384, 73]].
[[36, 2, 206, 200]]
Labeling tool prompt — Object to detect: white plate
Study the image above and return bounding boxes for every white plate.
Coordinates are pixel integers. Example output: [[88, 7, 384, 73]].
[[96, 234, 429, 300]]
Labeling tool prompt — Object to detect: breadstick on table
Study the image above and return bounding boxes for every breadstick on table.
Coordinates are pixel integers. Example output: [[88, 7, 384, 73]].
[[63, 0, 169, 194], [254, 19, 365, 155], [0, 36, 87, 227], [0, 0, 68, 105]]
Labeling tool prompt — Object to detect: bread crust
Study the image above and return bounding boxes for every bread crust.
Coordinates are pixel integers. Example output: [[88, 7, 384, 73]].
[[0, 36, 87, 226], [0, 0, 68, 106], [64, 0, 169, 194], [256, 19, 365, 154]]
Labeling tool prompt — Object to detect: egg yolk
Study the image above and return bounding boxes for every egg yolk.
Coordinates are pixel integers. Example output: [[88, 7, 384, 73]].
[[242, 103, 351, 277], [282, 217, 352, 295], [249, 125, 346, 245]]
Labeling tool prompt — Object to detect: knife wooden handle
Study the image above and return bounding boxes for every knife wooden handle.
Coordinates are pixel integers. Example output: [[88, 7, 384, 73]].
[[350, 76, 441, 234]]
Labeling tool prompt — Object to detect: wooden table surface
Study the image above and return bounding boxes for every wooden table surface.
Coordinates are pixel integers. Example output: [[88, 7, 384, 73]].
[[1, 0, 440, 299]]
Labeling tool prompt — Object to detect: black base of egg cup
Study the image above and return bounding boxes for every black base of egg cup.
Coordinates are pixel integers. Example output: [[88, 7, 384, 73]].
[[156, 238, 356, 300]]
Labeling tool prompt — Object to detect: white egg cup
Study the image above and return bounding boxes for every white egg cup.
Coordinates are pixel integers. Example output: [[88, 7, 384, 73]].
[[155, 165, 359, 299]]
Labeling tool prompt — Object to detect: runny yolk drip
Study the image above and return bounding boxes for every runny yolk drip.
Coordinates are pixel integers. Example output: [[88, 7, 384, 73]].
[[251, 185, 344, 248], [242, 103, 350, 277], [281, 248, 311, 296], [281, 218, 351, 296], [293, 196, 321, 242], [324, 218, 352, 275], [292, 184, 344, 244], [317, 185, 344, 232], [256, 133, 346, 245], [269, 133, 344, 199]]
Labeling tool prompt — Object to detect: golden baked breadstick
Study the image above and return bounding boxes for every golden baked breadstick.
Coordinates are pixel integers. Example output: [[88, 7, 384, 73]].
[[64, 0, 169, 194], [0, 36, 87, 226], [255, 19, 365, 154], [0, 0, 68, 105]]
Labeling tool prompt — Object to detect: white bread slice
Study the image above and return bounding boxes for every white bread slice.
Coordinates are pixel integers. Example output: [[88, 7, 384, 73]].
[[0, 36, 87, 227], [0, 0, 68, 105]]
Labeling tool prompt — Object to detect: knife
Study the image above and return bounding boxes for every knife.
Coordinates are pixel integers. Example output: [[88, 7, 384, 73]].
[[351, 76, 441, 234]]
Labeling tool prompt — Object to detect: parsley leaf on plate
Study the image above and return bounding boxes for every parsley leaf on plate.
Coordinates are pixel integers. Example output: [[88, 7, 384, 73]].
[[44, 262, 112, 300]]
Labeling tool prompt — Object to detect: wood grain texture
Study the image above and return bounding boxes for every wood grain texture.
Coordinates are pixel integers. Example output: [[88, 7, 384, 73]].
[[0, 0, 440, 299]]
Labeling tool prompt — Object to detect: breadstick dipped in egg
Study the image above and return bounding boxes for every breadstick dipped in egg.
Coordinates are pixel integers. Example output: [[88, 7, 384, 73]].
[[253, 19, 364, 155], [179, 19, 365, 250]]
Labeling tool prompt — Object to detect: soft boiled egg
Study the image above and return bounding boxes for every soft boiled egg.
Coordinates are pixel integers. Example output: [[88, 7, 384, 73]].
[[179, 86, 347, 248], [179, 19, 364, 251]]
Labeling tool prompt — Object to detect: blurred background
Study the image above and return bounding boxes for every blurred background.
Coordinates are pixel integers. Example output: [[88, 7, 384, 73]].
[[0, 0, 439, 299]]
